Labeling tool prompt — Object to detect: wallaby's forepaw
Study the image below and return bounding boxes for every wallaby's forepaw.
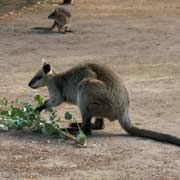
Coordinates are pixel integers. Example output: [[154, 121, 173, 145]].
[[82, 125, 92, 136], [35, 105, 45, 112]]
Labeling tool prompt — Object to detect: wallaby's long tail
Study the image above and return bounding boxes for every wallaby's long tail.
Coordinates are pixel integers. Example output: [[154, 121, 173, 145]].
[[31, 27, 52, 31], [32, 22, 56, 31], [120, 110, 180, 146], [126, 126, 180, 146]]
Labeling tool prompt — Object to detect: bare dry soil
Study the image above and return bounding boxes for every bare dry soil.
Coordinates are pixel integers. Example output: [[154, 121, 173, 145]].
[[0, 0, 180, 179]]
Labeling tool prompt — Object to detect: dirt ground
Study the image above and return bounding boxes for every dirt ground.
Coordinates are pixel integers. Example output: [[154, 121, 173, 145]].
[[0, 0, 180, 179]]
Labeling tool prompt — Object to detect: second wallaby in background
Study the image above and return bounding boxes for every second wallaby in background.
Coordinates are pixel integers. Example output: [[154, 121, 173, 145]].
[[32, 7, 72, 33], [28, 62, 180, 146]]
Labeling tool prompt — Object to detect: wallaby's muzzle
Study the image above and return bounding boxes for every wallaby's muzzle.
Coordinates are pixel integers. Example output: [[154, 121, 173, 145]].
[[28, 79, 37, 89]]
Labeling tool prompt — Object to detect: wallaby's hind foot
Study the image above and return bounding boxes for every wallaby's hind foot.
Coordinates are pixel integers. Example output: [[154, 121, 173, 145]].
[[91, 118, 105, 130], [69, 118, 105, 131]]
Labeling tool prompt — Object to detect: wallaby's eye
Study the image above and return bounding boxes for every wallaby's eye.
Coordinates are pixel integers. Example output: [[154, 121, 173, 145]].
[[35, 76, 42, 81]]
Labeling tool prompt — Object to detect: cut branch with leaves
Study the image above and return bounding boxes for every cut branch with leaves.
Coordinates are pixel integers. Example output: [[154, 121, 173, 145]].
[[0, 95, 87, 146]]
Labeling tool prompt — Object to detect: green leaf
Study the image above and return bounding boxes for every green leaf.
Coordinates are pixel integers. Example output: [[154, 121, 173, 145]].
[[0, 110, 9, 116], [76, 131, 87, 145], [10, 106, 23, 117], [14, 119, 29, 130], [0, 98, 8, 107], [4, 118, 17, 129], [15, 99, 21, 105], [49, 112, 57, 121], [34, 95, 44, 106], [42, 123, 59, 136], [0, 124, 8, 131], [64, 112, 72, 120]]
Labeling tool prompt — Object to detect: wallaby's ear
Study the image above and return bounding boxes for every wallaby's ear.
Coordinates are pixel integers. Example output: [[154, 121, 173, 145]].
[[43, 63, 51, 74], [42, 58, 47, 65]]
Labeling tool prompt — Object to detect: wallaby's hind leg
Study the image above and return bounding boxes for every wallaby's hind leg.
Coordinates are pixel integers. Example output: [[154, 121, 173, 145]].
[[49, 21, 57, 31], [91, 118, 105, 130], [62, 23, 71, 33], [57, 24, 67, 33], [118, 109, 132, 133], [57, 25, 63, 33], [78, 78, 111, 135], [81, 114, 92, 135], [55, 20, 65, 33], [78, 91, 92, 135]]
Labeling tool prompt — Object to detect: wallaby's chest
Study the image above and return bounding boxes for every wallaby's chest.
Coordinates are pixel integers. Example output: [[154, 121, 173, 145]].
[[47, 80, 62, 100]]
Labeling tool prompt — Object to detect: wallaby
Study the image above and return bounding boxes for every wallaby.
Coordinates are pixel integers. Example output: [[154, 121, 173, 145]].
[[32, 7, 71, 33], [28, 62, 180, 146]]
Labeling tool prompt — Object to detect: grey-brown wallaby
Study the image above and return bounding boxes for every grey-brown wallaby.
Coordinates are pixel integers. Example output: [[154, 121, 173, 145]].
[[32, 7, 71, 33], [28, 62, 180, 146]]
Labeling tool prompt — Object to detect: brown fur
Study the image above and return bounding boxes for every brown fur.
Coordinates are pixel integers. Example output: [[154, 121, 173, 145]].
[[32, 7, 71, 33], [28, 62, 180, 146]]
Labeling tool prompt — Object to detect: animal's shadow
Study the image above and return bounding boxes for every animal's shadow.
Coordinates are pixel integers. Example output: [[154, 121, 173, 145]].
[[29, 28, 75, 35], [0, 129, 132, 143], [0, 129, 172, 146]]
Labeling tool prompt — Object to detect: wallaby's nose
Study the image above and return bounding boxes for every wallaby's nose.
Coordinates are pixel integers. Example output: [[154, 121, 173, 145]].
[[28, 81, 32, 88]]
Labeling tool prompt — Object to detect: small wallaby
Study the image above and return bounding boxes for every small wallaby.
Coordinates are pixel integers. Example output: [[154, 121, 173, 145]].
[[32, 7, 71, 33], [28, 62, 180, 146]]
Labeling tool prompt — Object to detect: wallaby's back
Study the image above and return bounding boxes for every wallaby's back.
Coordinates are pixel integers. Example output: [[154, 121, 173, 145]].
[[49, 7, 71, 19]]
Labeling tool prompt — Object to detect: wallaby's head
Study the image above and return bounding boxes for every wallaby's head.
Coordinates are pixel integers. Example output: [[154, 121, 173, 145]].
[[48, 9, 57, 20], [28, 62, 51, 89]]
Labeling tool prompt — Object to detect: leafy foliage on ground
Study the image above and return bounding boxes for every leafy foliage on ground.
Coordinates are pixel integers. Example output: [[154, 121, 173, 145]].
[[0, 95, 87, 146]]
